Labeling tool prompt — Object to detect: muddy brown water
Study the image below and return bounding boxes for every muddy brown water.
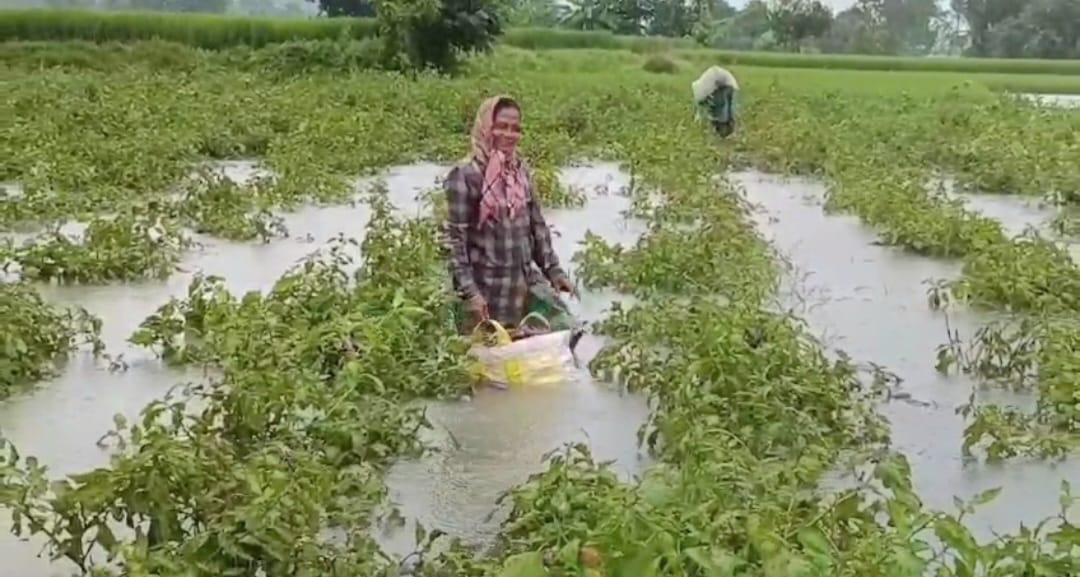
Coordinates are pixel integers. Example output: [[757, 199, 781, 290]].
[[0, 161, 648, 576], [736, 171, 1079, 542]]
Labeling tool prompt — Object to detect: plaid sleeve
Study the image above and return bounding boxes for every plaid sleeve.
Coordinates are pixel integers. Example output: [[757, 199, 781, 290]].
[[525, 165, 565, 282], [443, 166, 479, 299]]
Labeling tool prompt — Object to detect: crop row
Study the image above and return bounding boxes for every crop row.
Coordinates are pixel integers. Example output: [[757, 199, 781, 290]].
[[1, 46, 1077, 575], [6, 8, 1080, 76], [740, 84, 1080, 459]]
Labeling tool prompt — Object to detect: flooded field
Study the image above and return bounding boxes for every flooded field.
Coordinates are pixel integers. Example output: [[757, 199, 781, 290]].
[[934, 176, 1080, 259], [6, 163, 1071, 577], [0, 162, 650, 576], [4, 160, 1079, 576], [4, 40, 1078, 575], [736, 171, 1080, 540], [3, 162, 1076, 575]]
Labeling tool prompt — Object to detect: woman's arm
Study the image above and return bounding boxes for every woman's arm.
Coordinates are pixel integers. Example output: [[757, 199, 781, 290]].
[[443, 166, 480, 298], [525, 168, 566, 282]]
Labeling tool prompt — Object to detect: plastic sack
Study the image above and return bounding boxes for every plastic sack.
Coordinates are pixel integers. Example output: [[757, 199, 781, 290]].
[[467, 315, 575, 388]]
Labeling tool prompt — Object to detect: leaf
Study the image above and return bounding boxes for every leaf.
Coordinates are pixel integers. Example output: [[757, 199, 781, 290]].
[[414, 521, 426, 548], [558, 539, 581, 566], [638, 468, 677, 508], [497, 551, 546, 577], [796, 526, 831, 557], [684, 546, 740, 577], [96, 523, 118, 555], [887, 546, 926, 577], [613, 546, 658, 577], [970, 487, 1001, 507], [933, 517, 978, 564]]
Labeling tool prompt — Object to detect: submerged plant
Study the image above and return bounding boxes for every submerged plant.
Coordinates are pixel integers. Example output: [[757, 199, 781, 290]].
[[0, 282, 103, 398], [6, 213, 190, 284]]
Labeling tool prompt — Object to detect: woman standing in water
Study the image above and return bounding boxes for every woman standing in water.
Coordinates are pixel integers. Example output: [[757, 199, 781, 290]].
[[442, 95, 577, 334]]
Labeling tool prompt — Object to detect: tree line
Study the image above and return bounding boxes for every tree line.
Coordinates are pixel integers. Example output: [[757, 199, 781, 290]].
[[7, 0, 1079, 59], [505, 0, 1079, 59]]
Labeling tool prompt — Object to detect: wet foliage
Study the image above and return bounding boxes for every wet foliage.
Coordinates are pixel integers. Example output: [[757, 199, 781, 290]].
[[739, 82, 1080, 463], [0, 283, 103, 397], [1, 44, 1078, 576]]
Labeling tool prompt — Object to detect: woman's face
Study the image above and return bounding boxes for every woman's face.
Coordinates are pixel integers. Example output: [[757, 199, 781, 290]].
[[492, 105, 522, 153]]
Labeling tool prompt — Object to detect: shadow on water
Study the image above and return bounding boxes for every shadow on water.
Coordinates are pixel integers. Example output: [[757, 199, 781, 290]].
[[374, 161, 650, 560], [734, 170, 1080, 541], [0, 161, 649, 576]]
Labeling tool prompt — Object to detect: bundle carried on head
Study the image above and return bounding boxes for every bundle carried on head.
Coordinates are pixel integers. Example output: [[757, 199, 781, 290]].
[[691, 66, 739, 103]]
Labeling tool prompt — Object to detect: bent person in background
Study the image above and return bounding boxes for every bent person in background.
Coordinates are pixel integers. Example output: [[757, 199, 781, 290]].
[[442, 95, 578, 338], [692, 66, 739, 137]]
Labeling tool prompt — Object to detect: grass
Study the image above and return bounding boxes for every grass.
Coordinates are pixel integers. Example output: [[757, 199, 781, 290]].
[[673, 47, 1080, 76], [4, 8, 1080, 77], [4, 39, 1080, 96], [0, 7, 377, 49], [728, 65, 1080, 95]]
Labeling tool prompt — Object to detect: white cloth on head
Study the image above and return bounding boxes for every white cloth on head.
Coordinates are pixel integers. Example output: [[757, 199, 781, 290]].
[[691, 66, 739, 104]]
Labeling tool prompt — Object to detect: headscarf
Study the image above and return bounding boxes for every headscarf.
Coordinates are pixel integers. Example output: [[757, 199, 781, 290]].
[[691, 66, 739, 104], [470, 95, 530, 226]]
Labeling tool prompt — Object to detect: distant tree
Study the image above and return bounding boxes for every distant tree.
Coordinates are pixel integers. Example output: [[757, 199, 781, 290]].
[[374, 0, 501, 71], [820, 6, 883, 53], [929, 9, 967, 54], [558, 0, 619, 31], [842, 0, 937, 54], [609, 0, 654, 35], [307, 0, 376, 17], [767, 0, 832, 50], [698, 0, 736, 20], [504, 0, 563, 27], [871, 0, 938, 53], [984, 0, 1080, 58], [706, 0, 770, 50], [949, 0, 1024, 56], [649, 0, 694, 37]]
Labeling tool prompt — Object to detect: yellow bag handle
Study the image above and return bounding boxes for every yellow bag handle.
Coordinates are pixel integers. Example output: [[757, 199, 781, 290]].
[[471, 318, 514, 347], [518, 312, 552, 332]]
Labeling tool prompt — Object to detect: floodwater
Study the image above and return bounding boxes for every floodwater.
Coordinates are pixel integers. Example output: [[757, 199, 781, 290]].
[[7, 162, 1075, 574], [953, 191, 1080, 260], [375, 162, 650, 558], [0, 161, 649, 576], [736, 171, 1080, 541], [1019, 93, 1080, 109]]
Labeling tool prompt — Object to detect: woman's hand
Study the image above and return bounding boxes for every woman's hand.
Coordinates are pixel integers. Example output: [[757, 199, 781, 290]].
[[552, 274, 578, 298], [466, 294, 489, 324]]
